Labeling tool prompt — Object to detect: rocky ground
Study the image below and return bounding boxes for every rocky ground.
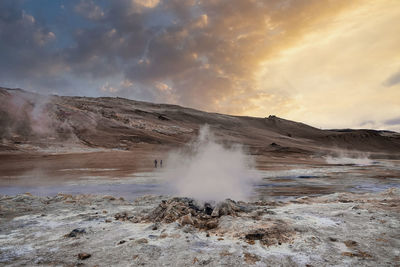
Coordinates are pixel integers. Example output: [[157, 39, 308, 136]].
[[1, 189, 399, 266]]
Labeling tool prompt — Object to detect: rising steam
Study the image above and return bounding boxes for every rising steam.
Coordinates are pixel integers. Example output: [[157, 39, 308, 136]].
[[161, 125, 257, 202], [325, 151, 373, 165]]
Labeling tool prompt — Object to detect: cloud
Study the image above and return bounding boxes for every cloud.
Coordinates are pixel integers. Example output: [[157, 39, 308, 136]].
[[74, 0, 105, 20], [133, 0, 160, 9], [0, 0, 65, 92], [385, 117, 400, 126], [100, 82, 119, 93], [253, 0, 400, 130], [384, 70, 400, 87], [0, 0, 399, 131]]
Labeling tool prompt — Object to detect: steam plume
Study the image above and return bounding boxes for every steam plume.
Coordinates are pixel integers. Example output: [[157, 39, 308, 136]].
[[161, 125, 257, 202], [325, 151, 373, 165]]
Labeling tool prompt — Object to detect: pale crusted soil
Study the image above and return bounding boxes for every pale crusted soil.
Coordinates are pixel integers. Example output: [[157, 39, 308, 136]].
[[0, 189, 399, 267]]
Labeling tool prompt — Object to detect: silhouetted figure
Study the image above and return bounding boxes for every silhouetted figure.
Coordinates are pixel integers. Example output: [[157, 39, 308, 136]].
[[160, 160, 163, 168], [154, 159, 158, 168]]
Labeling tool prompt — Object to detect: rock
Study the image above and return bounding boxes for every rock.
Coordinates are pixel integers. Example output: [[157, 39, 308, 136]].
[[204, 218, 219, 230], [103, 195, 116, 201], [78, 253, 91, 260], [180, 213, 194, 226], [152, 222, 160, 230], [13, 194, 32, 202], [114, 211, 135, 221], [66, 228, 86, 238], [146, 198, 200, 223], [244, 252, 260, 264], [344, 240, 358, 248], [118, 240, 126, 245], [199, 258, 212, 265], [144, 198, 217, 229], [159, 233, 168, 238], [158, 114, 169, 121], [245, 231, 264, 241], [204, 203, 213, 215], [265, 210, 277, 215], [329, 237, 338, 242], [342, 251, 372, 258], [146, 222, 160, 231], [244, 224, 294, 246], [246, 239, 255, 245], [139, 197, 253, 230], [182, 225, 196, 233], [211, 200, 238, 217], [34, 257, 44, 264], [136, 238, 148, 244]]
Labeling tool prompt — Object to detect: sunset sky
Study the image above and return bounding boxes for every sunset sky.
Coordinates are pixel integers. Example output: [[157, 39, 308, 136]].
[[1, 0, 399, 131]]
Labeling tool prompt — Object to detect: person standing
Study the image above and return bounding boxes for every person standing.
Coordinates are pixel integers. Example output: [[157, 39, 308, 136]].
[[160, 159, 163, 168], [154, 159, 158, 168]]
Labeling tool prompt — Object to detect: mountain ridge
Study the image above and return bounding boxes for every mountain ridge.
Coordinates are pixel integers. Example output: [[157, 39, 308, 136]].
[[1, 87, 399, 156]]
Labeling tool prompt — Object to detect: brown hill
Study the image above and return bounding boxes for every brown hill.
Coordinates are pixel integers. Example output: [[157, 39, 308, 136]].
[[1, 87, 399, 156]]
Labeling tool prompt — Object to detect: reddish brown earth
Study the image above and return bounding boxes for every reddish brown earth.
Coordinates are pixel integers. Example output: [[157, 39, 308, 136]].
[[1, 87, 400, 156]]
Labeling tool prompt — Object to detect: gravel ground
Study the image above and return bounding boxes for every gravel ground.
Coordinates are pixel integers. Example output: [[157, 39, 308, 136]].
[[0, 189, 399, 266]]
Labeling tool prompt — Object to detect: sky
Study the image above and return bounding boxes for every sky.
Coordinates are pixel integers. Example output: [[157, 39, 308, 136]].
[[1, 0, 399, 131]]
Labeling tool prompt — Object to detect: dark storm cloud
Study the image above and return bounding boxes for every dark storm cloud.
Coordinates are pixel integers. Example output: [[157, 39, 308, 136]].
[[0, 0, 69, 93], [0, 0, 353, 111], [0, 1, 57, 72]]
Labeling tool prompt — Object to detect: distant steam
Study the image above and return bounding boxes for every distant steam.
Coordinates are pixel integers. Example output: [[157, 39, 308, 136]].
[[325, 151, 373, 165], [0, 90, 75, 142], [161, 125, 258, 202]]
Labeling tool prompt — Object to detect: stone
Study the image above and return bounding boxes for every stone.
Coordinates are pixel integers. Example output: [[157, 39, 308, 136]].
[[66, 228, 86, 238], [136, 238, 148, 244], [103, 195, 116, 201], [204, 203, 213, 215], [145, 222, 160, 231], [114, 211, 135, 221], [180, 214, 194, 226], [211, 199, 238, 217], [78, 253, 91, 260], [139, 197, 253, 230], [244, 224, 294, 246], [204, 218, 219, 230], [182, 225, 196, 233], [244, 252, 260, 264], [344, 240, 358, 248]]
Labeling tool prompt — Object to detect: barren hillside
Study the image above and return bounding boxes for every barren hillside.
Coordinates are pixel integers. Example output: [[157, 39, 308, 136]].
[[1, 87, 399, 156]]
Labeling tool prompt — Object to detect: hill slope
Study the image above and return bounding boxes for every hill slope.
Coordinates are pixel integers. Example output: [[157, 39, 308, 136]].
[[1, 87, 399, 155]]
